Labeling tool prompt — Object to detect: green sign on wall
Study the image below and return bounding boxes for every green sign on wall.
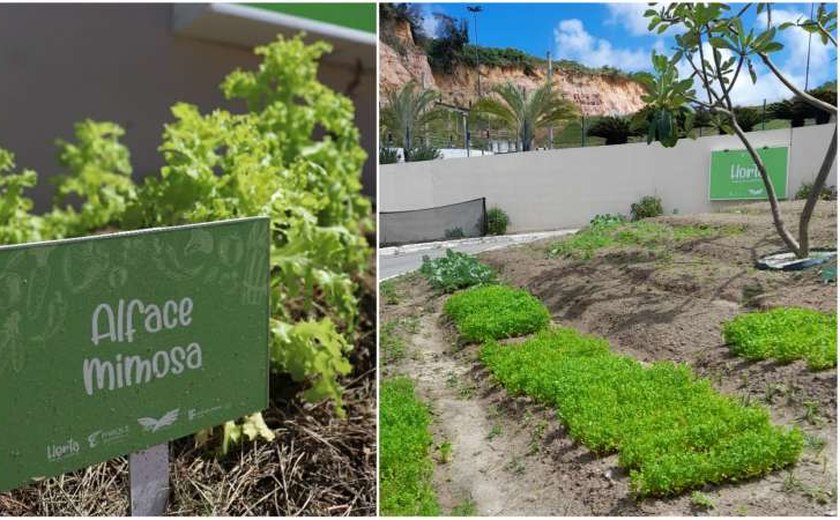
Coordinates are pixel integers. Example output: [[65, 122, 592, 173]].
[[709, 146, 789, 200], [0, 218, 270, 492]]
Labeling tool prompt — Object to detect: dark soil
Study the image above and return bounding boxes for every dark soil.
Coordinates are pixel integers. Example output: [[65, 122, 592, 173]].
[[382, 201, 837, 516]]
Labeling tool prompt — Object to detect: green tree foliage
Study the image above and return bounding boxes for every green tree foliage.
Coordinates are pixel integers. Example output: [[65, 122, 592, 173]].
[[586, 116, 636, 145], [474, 81, 578, 151], [379, 3, 427, 43], [640, 3, 838, 258], [424, 13, 469, 73], [379, 81, 444, 161], [732, 106, 763, 132]]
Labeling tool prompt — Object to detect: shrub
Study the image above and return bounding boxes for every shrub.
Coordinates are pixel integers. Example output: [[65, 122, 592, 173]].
[[548, 220, 735, 260], [486, 207, 510, 235], [406, 142, 442, 162], [444, 227, 465, 239], [443, 285, 550, 343], [380, 147, 399, 164], [481, 327, 803, 496], [723, 308, 837, 370], [794, 181, 836, 201], [630, 195, 663, 221], [419, 249, 495, 293], [586, 116, 635, 145], [733, 106, 764, 132], [380, 377, 440, 516], [589, 213, 626, 227]]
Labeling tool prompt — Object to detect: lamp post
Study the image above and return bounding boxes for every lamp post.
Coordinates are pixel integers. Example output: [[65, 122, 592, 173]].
[[467, 5, 483, 96]]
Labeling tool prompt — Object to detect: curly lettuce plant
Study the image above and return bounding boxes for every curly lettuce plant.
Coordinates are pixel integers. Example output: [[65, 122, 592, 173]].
[[0, 35, 372, 450]]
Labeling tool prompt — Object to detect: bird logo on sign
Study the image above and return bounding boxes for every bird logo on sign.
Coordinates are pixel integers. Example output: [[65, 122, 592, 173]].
[[137, 409, 180, 433]]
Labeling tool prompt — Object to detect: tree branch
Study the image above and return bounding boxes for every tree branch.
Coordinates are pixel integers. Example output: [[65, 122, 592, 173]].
[[722, 55, 745, 99], [759, 53, 838, 115]]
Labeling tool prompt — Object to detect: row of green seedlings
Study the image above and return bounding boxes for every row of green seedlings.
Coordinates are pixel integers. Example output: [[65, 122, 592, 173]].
[[423, 254, 805, 497], [724, 307, 837, 370], [548, 213, 744, 260], [380, 376, 440, 516]]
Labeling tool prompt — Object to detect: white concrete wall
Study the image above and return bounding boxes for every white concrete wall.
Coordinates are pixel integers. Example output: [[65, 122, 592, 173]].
[[380, 124, 838, 233], [0, 4, 376, 208]]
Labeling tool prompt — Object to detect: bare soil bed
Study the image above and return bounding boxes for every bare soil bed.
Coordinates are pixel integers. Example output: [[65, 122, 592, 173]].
[[381, 201, 836, 516]]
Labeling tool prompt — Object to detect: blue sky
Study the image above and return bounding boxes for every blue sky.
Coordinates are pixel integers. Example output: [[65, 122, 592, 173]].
[[416, 2, 837, 105]]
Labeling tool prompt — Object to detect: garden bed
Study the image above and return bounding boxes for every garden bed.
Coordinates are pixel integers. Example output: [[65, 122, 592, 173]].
[[381, 200, 836, 516]]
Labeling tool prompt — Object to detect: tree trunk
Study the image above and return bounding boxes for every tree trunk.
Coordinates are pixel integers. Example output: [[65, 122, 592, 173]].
[[798, 126, 838, 257], [730, 119, 802, 255]]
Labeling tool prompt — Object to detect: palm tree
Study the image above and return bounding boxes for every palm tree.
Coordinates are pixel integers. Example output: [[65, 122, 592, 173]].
[[473, 81, 578, 151], [380, 81, 443, 161]]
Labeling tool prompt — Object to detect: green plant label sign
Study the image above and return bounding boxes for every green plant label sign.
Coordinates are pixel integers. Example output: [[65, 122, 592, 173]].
[[709, 146, 789, 200], [0, 217, 270, 492]]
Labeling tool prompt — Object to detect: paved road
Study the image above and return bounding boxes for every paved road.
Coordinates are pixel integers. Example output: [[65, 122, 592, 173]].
[[379, 230, 577, 281]]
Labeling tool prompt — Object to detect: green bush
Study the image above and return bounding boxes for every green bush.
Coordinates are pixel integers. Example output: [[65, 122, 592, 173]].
[[794, 181, 836, 201], [406, 143, 442, 162], [486, 207, 510, 235], [723, 308, 837, 370], [630, 195, 663, 221], [586, 116, 636, 145], [380, 147, 400, 164], [380, 377, 440, 516], [443, 285, 550, 343], [589, 213, 626, 227], [419, 249, 495, 293], [481, 327, 803, 496], [548, 220, 734, 260]]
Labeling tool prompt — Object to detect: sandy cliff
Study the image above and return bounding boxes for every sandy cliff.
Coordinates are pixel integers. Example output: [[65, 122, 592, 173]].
[[380, 21, 647, 116]]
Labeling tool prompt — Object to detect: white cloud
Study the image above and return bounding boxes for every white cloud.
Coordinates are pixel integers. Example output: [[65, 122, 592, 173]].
[[755, 7, 835, 88], [554, 18, 662, 71], [605, 3, 656, 37], [675, 42, 802, 106]]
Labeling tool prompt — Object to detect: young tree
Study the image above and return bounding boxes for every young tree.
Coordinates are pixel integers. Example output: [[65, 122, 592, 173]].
[[641, 3, 837, 259], [474, 81, 578, 151], [379, 81, 444, 161]]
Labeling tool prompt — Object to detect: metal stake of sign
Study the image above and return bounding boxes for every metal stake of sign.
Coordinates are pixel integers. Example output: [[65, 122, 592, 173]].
[[130, 443, 169, 516]]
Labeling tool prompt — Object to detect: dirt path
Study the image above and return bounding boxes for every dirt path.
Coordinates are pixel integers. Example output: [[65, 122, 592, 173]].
[[386, 283, 606, 515]]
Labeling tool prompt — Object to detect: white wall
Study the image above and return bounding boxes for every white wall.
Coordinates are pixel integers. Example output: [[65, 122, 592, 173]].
[[0, 4, 376, 208], [380, 124, 838, 233]]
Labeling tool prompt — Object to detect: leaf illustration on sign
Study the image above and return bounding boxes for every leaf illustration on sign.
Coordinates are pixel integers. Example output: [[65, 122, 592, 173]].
[[0, 312, 23, 374], [748, 188, 764, 196], [137, 409, 180, 433]]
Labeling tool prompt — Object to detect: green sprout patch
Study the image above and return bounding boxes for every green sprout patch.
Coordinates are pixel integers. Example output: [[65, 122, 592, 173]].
[[443, 285, 550, 343], [548, 220, 741, 260], [379, 377, 440, 516], [723, 307, 837, 370], [419, 249, 495, 293], [481, 327, 803, 497]]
